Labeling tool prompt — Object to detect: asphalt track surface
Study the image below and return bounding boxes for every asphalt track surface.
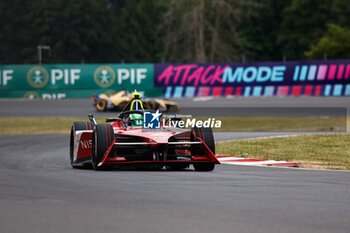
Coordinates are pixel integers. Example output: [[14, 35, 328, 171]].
[[0, 133, 349, 233], [1, 97, 350, 233]]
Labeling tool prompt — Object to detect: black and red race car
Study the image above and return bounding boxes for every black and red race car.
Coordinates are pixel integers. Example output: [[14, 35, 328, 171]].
[[69, 111, 219, 171]]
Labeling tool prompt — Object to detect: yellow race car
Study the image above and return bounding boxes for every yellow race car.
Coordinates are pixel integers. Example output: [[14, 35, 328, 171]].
[[91, 90, 180, 112]]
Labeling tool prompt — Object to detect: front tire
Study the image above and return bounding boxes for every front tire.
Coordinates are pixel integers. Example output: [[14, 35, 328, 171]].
[[91, 124, 114, 170], [193, 162, 215, 171], [191, 127, 216, 172]]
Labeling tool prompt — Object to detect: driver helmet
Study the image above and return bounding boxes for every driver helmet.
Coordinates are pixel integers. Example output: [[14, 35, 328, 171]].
[[129, 90, 143, 126]]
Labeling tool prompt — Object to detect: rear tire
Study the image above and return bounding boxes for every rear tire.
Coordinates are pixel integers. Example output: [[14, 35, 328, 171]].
[[70, 121, 94, 168], [91, 124, 114, 170], [191, 127, 216, 172]]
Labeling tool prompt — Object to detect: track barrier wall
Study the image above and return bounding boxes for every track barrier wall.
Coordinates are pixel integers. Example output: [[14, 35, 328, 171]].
[[1, 60, 350, 99], [154, 60, 350, 97], [0, 64, 162, 99]]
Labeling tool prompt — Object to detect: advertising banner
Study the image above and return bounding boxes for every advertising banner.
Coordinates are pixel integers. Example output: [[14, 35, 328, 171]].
[[0, 64, 163, 98], [0, 89, 125, 99], [154, 61, 350, 97], [2, 61, 350, 98]]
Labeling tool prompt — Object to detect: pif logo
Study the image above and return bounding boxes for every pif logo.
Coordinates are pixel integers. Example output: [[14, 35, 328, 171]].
[[23, 91, 40, 99], [27, 67, 49, 88], [143, 110, 162, 129], [94, 66, 115, 88]]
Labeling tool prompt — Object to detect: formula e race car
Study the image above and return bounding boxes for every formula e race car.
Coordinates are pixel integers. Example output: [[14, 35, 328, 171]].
[[91, 90, 180, 112], [71, 92, 218, 171]]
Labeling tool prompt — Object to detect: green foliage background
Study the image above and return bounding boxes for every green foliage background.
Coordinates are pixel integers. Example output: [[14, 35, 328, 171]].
[[0, 0, 349, 64]]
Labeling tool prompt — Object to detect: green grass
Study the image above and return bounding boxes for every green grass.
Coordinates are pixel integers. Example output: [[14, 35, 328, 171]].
[[216, 134, 350, 170], [0, 117, 107, 134], [200, 116, 347, 132], [0, 116, 347, 134]]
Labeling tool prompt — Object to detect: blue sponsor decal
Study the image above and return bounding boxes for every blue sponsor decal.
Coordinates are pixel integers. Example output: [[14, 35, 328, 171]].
[[143, 110, 162, 129]]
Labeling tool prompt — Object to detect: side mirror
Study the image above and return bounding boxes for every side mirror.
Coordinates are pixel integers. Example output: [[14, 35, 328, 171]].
[[88, 114, 97, 126]]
